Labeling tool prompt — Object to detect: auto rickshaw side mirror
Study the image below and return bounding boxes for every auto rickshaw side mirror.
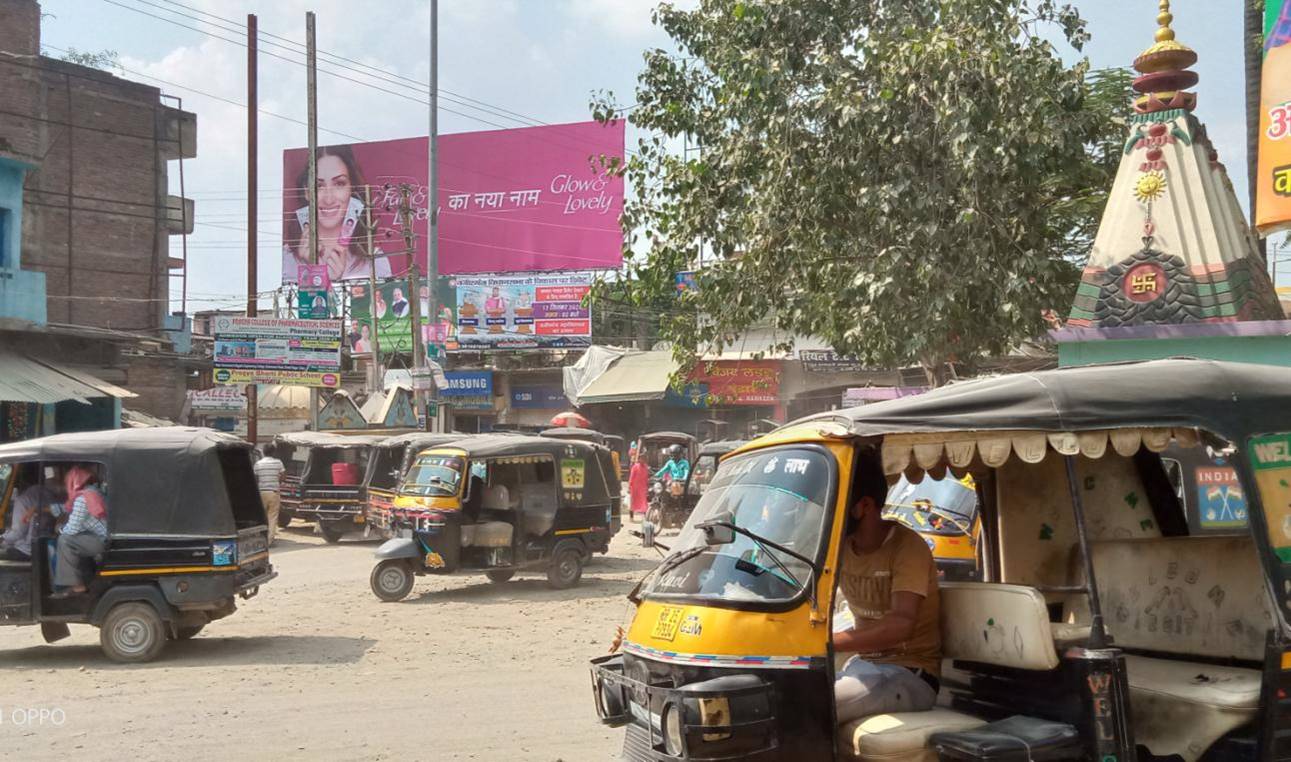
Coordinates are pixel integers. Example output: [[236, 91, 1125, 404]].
[[699, 511, 736, 546]]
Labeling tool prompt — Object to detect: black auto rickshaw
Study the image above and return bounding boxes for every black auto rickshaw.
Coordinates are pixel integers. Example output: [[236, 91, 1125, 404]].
[[541, 427, 622, 478], [364, 432, 471, 539], [591, 359, 1291, 761], [0, 428, 275, 663], [685, 439, 747, 499], [293, 433, 386, 543], [370, 434, 621, 600], [271, 430, 338, 528]]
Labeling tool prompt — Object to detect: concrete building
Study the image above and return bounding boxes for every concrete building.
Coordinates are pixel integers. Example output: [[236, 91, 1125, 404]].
[[0, 0, 198, 432]]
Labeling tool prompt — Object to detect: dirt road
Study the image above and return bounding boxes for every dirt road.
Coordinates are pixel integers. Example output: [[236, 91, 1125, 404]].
[[0, 524, 660, 760]]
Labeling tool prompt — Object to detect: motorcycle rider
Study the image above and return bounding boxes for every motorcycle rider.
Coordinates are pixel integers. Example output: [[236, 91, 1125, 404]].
[[654, 444, 691, 485]]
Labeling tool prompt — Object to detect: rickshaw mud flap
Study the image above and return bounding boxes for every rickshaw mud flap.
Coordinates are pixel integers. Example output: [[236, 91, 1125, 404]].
[[88, 585, 177, 626]]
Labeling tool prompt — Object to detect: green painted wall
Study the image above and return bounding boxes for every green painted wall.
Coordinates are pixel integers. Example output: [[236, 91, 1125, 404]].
[[1059, 335, 1291, 367]]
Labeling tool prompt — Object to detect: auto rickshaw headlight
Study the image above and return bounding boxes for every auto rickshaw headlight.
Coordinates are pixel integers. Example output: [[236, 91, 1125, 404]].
[[662, 702, 684, 756]]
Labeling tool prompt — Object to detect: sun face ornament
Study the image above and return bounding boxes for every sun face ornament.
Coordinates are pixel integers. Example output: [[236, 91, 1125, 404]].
[[1134, 170, 1168, 203]]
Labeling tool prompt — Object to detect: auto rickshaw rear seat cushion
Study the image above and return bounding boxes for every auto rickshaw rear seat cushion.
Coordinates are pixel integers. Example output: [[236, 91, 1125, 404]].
[[929, 715, 1082, 761], [940, 583, 1060, 671], [1068, 536, 1269, 761], [839, 708, 987, 762]]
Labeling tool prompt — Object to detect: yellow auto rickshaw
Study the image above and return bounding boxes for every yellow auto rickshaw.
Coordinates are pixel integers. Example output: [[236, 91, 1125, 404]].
[[591, 359, 1291, 761], [882, 473, 980, 581]]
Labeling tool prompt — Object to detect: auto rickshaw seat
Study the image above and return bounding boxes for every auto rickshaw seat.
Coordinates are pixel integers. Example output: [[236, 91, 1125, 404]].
[[839, 583, 1059, 760], [1072, 535, 1271, 761], [462, 521, 512, 548]]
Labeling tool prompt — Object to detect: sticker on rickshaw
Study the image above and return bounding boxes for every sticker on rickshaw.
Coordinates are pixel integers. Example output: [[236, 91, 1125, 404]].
[[425, 551, 446, 569], [212, 541, 235, 566], [561, 458, 585, 490], [652, 605, 685, 641], [1249, 433, 1291, 562]]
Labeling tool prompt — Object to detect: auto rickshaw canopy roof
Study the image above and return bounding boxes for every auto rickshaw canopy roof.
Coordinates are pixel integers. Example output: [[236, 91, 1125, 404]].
[[637, 431, 696, 444], [0, 426, 252, 536], [789, 359, 1291, 476], [378, 432, 472, 450], [698, 439, 749, 457], [425, 434, 609, 460], [539, 427, 606, 444]]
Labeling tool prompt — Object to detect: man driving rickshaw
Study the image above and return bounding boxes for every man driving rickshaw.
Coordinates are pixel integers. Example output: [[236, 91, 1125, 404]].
[[591, 359, 1291, 761]]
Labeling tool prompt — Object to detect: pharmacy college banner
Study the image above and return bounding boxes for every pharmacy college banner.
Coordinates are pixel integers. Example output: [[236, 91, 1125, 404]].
[[1258, 0, 1291, 235], [212, 317, 342, 388], [453, 272, 591, 351]]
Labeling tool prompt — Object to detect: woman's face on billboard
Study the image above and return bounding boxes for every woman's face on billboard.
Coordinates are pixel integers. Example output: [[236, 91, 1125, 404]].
[[317, 155, 352, 231]]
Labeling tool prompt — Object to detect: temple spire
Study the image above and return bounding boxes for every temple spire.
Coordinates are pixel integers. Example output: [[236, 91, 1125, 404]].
[[1131, 0, 1199, 114]]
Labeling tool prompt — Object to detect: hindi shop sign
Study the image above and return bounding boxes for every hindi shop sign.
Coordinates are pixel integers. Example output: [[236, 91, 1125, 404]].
[[687, 361, 782, 406], [454, 272, 592, 351], [799, 349, 864, 373], [212, 316, 342, 388], [443, 371, 495, 411]]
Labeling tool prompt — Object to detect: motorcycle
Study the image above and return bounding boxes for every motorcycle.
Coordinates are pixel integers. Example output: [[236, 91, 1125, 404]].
[[645, 477, 688, 529]]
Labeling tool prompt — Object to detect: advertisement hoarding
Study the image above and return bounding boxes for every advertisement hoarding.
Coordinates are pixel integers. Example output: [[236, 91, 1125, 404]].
[[1259, 1, 1291, 235], [443, 370, 494, 411], [212, 316, 342, 388], [281, 120, 624, 283], [669, 361, 783, 407], [454, 272, 591, 351], [350, 279, 457, 355]]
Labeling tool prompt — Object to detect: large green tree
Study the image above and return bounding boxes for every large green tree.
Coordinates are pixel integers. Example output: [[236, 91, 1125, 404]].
[[594, 0, 1131, 383]]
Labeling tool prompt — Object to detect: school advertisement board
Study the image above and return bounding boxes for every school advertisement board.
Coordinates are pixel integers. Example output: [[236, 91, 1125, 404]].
[[212, 316, 342, 388]]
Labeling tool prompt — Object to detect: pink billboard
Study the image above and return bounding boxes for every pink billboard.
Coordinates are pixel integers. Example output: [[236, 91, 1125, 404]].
[[281, 120, 624, 283]]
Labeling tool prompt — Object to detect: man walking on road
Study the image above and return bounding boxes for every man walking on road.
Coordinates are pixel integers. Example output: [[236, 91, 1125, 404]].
[[254, 444, 285, 545]]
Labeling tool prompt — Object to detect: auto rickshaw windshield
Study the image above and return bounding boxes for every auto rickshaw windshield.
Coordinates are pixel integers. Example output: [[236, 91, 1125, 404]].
[[402, 454, 465, 497], [881, 474, 978, 538], [643, 446, 833, 606]]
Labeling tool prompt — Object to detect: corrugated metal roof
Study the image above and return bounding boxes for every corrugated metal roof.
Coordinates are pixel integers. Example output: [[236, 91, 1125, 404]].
[[30, 359, 137, 399], [0, 349, 109, 404]]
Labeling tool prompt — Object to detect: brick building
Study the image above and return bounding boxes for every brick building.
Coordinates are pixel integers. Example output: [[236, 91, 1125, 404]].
[[0, 0, 199, 430]]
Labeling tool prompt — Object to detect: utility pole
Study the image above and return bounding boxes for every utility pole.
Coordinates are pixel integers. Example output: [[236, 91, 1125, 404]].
[[426, 0, 441, 432], [1245, 0, 1268, 262], [399, 185, 430, 431], [245, 13, 259, 445], [306, 11, 321, 431], [364, 184, 382, 391]]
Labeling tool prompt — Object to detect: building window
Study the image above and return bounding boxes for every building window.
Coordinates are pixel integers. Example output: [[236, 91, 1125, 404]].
[[0, 208, 10, 268]]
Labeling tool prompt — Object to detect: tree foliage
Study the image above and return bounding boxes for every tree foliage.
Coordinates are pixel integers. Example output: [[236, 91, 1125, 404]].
[[594, 0, 1132, 381], [56, 48, 124, 74]]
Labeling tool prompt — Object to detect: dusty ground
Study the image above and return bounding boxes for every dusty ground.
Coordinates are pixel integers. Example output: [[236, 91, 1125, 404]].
[[0, 522, 662, 761]]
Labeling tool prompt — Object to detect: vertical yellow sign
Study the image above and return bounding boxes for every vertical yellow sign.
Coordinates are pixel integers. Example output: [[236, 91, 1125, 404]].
[[1257, 1, 1291, 235]]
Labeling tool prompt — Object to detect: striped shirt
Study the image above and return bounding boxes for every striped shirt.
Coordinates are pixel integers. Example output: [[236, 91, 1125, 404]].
[[254, 457, 285, 493], [61, 493, 108, 540]]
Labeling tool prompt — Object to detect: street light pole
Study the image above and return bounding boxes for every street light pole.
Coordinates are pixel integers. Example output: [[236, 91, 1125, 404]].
[[427, 0, 440, 432], [306, 11, 320, 432]]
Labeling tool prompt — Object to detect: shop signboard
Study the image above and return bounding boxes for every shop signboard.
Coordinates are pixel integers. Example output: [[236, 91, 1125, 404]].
[[799, 349, 863, 373], [841, 387, 925, 408], [681, 361, 782, 406], [212, 316, 342, 388], [454, 272, 591, 351], [510, 385, 568, 409], [443, 371, 494, 411]]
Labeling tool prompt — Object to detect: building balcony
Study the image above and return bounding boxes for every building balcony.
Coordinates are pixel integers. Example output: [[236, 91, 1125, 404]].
[[0, 266, 47, 325]]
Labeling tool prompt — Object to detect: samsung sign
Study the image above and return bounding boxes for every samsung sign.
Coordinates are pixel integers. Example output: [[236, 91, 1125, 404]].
[[442, 371, 493, 397]]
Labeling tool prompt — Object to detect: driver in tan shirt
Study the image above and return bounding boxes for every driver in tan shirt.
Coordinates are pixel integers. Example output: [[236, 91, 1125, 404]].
[[833, 455, 942, 724]]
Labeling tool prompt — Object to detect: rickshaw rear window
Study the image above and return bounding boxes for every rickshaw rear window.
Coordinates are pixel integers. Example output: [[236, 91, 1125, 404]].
[[217, 448, 268, 528], [403, 455, 465, 496], [882, 474, 978, 538]]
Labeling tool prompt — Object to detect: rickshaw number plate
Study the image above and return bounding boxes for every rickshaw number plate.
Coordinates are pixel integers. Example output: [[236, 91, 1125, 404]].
[[651, 606, 685, 642]]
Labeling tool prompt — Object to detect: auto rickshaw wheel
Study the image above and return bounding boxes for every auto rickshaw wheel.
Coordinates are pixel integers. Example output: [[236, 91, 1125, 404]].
[[370, 559, 414, 602], [319, 522, 345, 544], [100, 602, 167, 663], [546, 546, 584, 590], [486, 570, 515, 584]]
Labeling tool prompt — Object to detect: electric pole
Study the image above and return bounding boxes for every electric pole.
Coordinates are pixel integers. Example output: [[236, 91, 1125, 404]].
[[306, 11, 320, 431], [426, 0, 440, 432], [245, 12, 259, 444], [364, 185, 382, 392]]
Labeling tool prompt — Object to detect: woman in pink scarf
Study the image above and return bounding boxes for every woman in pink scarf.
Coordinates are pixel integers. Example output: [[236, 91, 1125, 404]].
[[50, 465, 109, 598], [628, 453, 649, 522]]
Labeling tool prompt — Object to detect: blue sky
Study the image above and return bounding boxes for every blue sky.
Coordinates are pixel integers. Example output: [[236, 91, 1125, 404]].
[[29, 0, 1282, 310]]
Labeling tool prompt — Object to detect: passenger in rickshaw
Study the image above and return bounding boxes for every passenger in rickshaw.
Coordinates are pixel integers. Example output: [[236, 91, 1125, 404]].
[[1, 464, 50, 560], [50, 464, 108, 599], [833, 456, 942, 725]]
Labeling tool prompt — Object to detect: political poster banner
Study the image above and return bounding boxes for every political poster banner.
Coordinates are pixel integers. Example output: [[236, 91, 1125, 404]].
[[212, 316, 342, 388], [349, 279, 457, 355], [453, 272, 592, 351], [282, 120, 625, 283], [1258, 0, 1291, 235]]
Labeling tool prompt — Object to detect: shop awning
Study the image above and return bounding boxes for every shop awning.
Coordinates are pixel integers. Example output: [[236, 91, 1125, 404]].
[[576, 350, 679, 405], [0, 348, 135, 405]]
